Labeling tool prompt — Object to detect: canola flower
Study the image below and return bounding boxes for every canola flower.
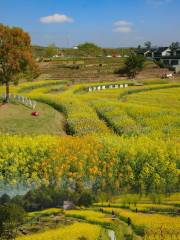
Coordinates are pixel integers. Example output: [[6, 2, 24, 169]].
[[28, 208, 61, 218], [104, 207, 180, 233], [17, 222, 102, 240], [0, 134, 179, 194], [65, 209, 112, 223]]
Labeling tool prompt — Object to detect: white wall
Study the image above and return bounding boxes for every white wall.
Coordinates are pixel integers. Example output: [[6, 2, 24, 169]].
[[162, 48, 171, 57], [175, 65, 180, 73]]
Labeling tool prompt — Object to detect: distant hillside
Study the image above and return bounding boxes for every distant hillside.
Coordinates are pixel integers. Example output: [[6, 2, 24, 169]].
[[36, 58, 170, 82], [32, 45, 135, 58]]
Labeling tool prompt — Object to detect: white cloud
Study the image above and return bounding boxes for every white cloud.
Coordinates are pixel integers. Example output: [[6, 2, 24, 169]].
[[113, 20, 133, 33], [114, 20, 132, 26], [40, 13, 74, 24], [113, 27, 132, 33], [147, 0, 173, 6]]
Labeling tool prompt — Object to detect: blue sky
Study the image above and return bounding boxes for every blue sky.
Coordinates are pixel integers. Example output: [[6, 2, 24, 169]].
[[0, 0, 179, 47]]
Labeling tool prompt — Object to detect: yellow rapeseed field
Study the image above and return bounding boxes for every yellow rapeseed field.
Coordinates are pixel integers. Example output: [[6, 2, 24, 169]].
[[17, 222, 102, 240], [65, 209, 112, 223], [105, 207, 180, 231]]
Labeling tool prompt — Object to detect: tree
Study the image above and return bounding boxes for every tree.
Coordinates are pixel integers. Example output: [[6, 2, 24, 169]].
[[77, 42, 102, 56], [78, 191, 93, 207], [0, 204, 25, 240], [10, 195, 24, 207], [0, 24, 37, 102], [169, 42, 180, 51], [0, 194, 11, 205], [144, 41, 152, 50], [45, 43, 59, 58], [124, 54, 145, 79], [23, 188, 53, 211]]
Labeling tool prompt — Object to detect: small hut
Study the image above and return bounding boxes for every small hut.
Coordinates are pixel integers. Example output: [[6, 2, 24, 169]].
[[63, 201, 75, 210]]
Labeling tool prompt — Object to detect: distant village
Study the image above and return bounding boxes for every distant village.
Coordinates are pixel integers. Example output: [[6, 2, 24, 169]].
[[137, 43, 180, 73], [34, 41, 180, 74]]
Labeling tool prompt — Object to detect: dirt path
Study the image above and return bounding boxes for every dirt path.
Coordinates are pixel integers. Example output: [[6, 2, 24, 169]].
[[108, 230, 116, 240]]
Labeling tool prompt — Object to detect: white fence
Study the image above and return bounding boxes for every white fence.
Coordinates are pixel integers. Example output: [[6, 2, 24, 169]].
[[88, 83, 128, 92], [1, 93, 37, 109]]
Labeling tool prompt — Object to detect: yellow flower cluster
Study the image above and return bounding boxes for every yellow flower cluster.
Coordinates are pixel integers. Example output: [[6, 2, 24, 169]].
[[0, 134, 179, 194]]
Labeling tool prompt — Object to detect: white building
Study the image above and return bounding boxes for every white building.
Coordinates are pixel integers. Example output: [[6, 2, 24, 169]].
[[73, 46, 79, 50]]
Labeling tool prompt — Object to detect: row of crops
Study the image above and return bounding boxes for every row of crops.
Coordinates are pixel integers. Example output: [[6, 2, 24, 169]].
[[8, 80, 179, 138], [94, 98, 180, 138], [98, 207, 180, 239]]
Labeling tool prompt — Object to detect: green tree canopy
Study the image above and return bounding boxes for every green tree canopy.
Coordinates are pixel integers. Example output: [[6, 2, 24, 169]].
[[77, 42, 102, 56], [124, 54, 145, 79], [0, 194, 11, 205], [144, 41, 152, 50], [169, 42, 180, 50], [44, 43, 59, 58]]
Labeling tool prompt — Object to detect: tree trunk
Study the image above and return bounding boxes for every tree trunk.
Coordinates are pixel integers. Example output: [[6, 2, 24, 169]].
[[5, 81, 10, 102]]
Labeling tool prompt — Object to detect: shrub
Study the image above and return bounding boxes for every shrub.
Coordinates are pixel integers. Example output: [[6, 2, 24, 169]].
[[0, 204, 25, 240], [78, 191, 94, 207], [0, 194, 11, 205]]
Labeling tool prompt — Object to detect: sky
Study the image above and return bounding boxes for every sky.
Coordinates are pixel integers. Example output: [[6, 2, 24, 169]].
[[0, 0, 179, 48]]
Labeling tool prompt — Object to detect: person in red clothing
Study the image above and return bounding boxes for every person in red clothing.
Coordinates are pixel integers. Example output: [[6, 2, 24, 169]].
[[31, 112, 39, 116]]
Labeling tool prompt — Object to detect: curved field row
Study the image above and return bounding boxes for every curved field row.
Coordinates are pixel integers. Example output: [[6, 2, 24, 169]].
[[101, 207, 180, 239], [90, 86, 180, 138], [17, 222, 102, 240], [1, 80, 179, 138]]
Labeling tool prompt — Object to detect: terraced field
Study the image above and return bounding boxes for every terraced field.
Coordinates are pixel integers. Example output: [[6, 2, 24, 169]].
[[37, 59, 171, 82], [15, 204, 180, 240], [18, 222, 103, 240], [0, 79, 180, 239], [4, 79, 179, 137], [37, 58, 125, 82]]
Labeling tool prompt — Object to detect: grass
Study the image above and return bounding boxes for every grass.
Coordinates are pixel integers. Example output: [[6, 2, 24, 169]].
[[0, 102, 66, 135]]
